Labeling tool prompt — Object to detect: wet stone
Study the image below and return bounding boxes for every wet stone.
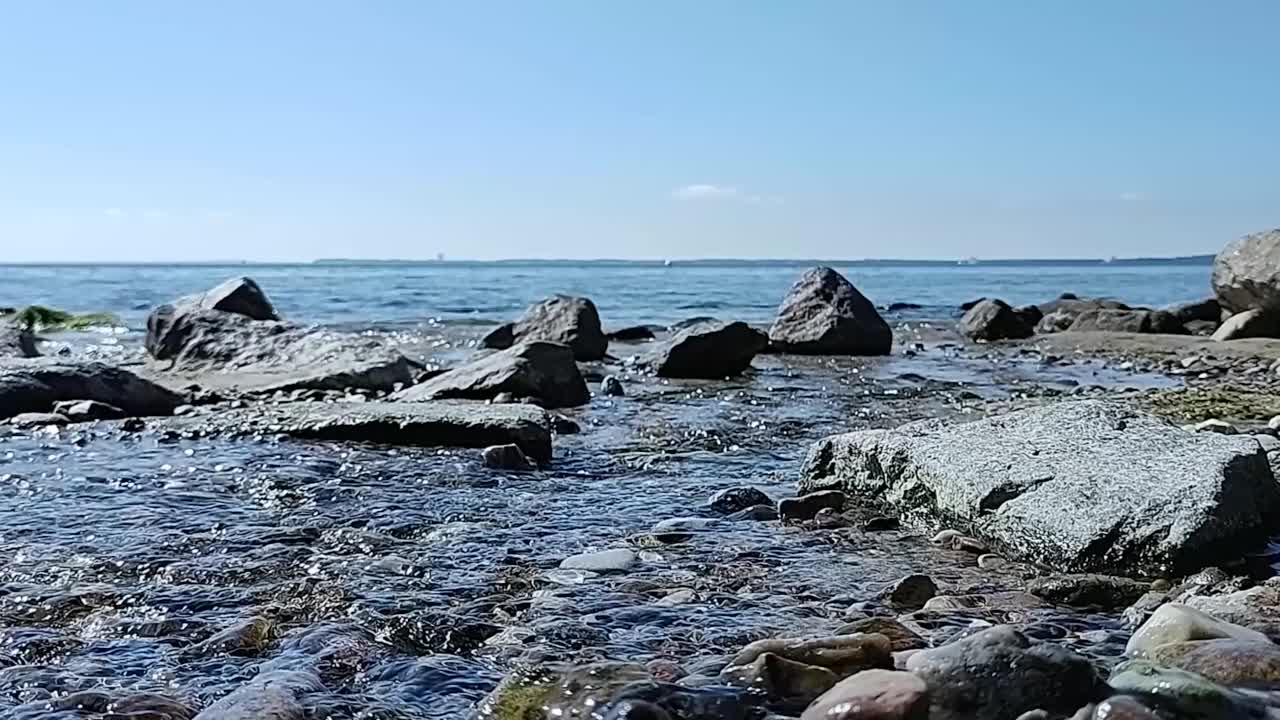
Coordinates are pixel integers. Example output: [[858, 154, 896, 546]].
[[1109, 659, 1268, 719], [800, 669, 929, 720], [888, 574, 937, 610], [721, 652, 838, 711], [723, 633, 893, 679], [1146, 638, 1280, 688], [483, 443, 537, 471], [559, 548, 638, 572], [833, 617, 927, 652], [602, 375, 626, 397], [708, 486, 774, 514], [1126, 603, 1271, 657], [9, 412, 69, 427], [779, 490, 847, 522], [1026, 573, 1153, 609], [726, 504, 779, 522]]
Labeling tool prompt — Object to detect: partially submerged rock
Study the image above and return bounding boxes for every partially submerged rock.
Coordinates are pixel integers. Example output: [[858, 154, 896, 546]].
[[800, 669, 929, 720], [393, 342, 588, 409], [1147, 638, 1280, 688], [0, 325, 38, 358], [483, 443, 537, 471], [481, 295, 608, 361], [800, 400, 1280, 575], [0, 359, 183, 420], [768, 267, 891, 355], [648, 321, 767, 378], [1125, 603, 1271, 657], [1026, 574, 1151, 609], [958, 299, 1034, 341], [1212, 228, 1280, 314], [193, 669, 321, 720], [1109, 659, 1267, 719], [147, 276, 278, 356]]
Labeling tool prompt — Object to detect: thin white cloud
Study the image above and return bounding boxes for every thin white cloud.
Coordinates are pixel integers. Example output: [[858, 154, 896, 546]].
[[104, 208, 125, 217], [673, 184, 739, 200], [1119, 192, 1145, 202]]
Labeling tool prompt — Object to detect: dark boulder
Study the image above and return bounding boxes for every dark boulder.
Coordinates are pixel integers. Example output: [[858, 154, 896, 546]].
[[768, 267, 891, 355], [483, 443, 537, 471], [959, 299, 1035, 341], [394, 341, 589, 408], [608, 326, 657, 342], [959, 297, 988, 312], [1170, 298, 1222, 324], [146, 276, 277, 356], [648, 321, 767, 378], [0, 359, 183, 420], [1212, 228, 1280, 313], [1067, 309, 1187, 334], [481, 295, 608, 361], [886, 302, 923, 312], [0, 325, 38, 358], [1212, 309, 1280, 341]]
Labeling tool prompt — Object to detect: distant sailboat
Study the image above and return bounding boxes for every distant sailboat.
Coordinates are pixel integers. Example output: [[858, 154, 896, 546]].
[[958, 257, 979, 266], [664, 259, 674, 267]]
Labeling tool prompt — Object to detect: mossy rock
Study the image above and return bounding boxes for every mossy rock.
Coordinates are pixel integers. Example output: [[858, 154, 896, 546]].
[[8, 306, 121, 332], [476, 668, 555, 720]]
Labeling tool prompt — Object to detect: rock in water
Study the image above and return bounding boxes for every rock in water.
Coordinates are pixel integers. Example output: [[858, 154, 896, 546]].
[[959, 299, 1034, 341], [481, 295, 608, 361], [393, 342, 589, 408], [1025, 574, 1151, 609], [768, 267, 891, 355], [193, 669, 321, 720], [1147, 639, 1280, 688], [51, 399, 127, 422], [0, 325, 38, 358], [0, 359, 183, 420], [708, 486, 773, 514], [607, 325, 657, 342], [1212, 308, 1280, 341], [799, 400, 1279, 575], [800, 669, 929, 720], [146, 276, 278, 355], [483, 443, 537, 471], [648, 321, 767, 378], [1067, 309, 1186, 334], [601, 375, 626, 397], [1212, 228, 1280, 313], [906, 626, 1104, 720], [560, 548, 638, 572]]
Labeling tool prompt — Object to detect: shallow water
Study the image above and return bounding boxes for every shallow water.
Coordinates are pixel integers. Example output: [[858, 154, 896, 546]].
[[0, 345, 1174, 717]]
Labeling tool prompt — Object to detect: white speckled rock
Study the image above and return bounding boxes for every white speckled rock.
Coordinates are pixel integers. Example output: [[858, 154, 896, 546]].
[[559, 548, 638, 572]]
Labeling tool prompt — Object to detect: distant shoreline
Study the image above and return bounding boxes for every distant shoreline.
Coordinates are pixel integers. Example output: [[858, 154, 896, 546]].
[[0, 255, 1215, 268]]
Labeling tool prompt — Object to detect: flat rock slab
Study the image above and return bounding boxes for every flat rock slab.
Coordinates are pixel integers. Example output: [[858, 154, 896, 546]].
[[800, 400, 1279, 575], [0, 359, 183, 420], [167, 400, 554, 462]]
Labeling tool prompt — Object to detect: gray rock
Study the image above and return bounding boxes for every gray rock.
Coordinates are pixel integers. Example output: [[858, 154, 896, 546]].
[[779, 490, 847, 522], [394, 341, 588, 408], [1109, 659, 1267, 719], [481, 295, 608, 361], [800, 670, 929, 720], [1034, 298, 1132, 334], [888, 575, 937, 610], [1026, 574, 1151, 609], [648, 321, 767, 378], [768, 267, 892, 355], [602, 375, 626, 397], [147, 276, 278, 356], [0, 325, 38, 358], [193, 669, 321, 720], [905, 626, 1105, 720], [800, 400, 1279, 575], [1067, 308, 1186, 334], [1183, 585, 1280, 629], [9, 412, 69, 427], [51, 399, 127, 422], [1126, 603, 1271, 657], [708, 487, 773, 514], [727, 504, 779, 522], [959, 299, 1034, 341], [1212, 308, 1280, 341], [1212, 228, 1280, 313], [560, 548, 638, 572], [168, 400, 555, 462], [0, 359, 183, 420], [1191, 418, 1237, 435], [607, 325, 657, 342], [482, 443, 537, 471], [1171, 297, 1222, 324]]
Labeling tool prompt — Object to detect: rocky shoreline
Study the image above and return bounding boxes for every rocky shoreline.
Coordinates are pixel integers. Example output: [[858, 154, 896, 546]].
[[5, 231, 1280, 719]]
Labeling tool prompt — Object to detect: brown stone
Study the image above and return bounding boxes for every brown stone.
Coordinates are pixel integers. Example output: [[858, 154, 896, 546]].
[[800, 669, 929, 720]]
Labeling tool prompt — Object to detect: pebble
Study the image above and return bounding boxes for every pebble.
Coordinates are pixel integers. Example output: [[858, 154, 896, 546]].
[[726, 504, 779, 522], [652, 517, 716, 532], [559, 548, 638, 572], [800, 669, 929, 720], [889, 574, 937, 610], [656, 589, 697, 606], [708, 486, 773, 514], [976, 554, 1008, 570], [601, 375, 625, 397], [482, 443, 537, 471]]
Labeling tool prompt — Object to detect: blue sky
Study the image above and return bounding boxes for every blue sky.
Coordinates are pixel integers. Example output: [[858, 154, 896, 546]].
[[1, 1, 1277, 261]]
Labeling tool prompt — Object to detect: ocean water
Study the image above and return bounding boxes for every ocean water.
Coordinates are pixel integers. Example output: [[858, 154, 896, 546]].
[[0, 260, 1214, 332]]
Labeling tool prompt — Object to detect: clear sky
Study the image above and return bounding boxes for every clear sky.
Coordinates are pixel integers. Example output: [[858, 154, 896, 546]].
[[2, 1, 1277, 262]]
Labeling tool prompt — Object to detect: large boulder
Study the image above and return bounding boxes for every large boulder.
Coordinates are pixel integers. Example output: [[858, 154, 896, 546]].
[[958, 299, 1034, 341], [481, 295, 608, 361], [768, 267, 891, 355], [800, 401, 1279, 575], [648, 321, 768, 378], [1212, 229, 1280, 314], [1212, 309, 1280, 341], [0, 325, 38, 358], [393, 342, 588, 408], [1066, 308, 1187, 334], [147, 276, 277, 356], [0, 359, 183, 419]]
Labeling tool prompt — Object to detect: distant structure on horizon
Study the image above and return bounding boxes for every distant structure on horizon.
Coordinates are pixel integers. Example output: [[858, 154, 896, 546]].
[[436, 253, 445, 262]]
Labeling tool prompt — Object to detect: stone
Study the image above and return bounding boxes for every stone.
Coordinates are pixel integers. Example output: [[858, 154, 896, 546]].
[[708, 486, 773, 514], [1125, 603, 1271, 657], [1083, 696, 1161, 720], [608, 325, 657, 342], [1109, 660, 1267, 719], [483, 443, 537, 471], [800, 669, 929, 720], [393, 342, 589, 409], [1191, 418, 1237, 435], [1026, 574, 1152, 609], [921, 591, 1046, 613], [727, 504, 779, 522], [168, 400, 555, 462], [0, 359, 183, 420], [146, 308, 414, 394], [800, 400, 1279, 575], [481, 295, 608, 361], [1184, 320, 1219, 336], [722, 652, 838, 710], [1212, 308, 1280, 341], [648, 321, 768, 378], [602, 375, 626, 397], [1171, 298, 1222, 324], [1212, 228, 1280, 313], [905, 626, 1105, 720], [147, 276, 279, 357], [958, 299, 1034, 341], [833, 618, 926, 652], [1184, 585, 1280, 628], [768, 267, 892, 355], [724, 633, 893, 679], [888, 575, 937, 610], [1066, 309, 1186, 334], [1034, 297, 1132, 333], [0, 325, 38, 358], [1147, 638, 1280, 688], [559, 548, 638, 572], [779, 490, 847, 522], [9, 411, 69, 427], [193, 669, 322, 720], [51, 399, 127, 422]]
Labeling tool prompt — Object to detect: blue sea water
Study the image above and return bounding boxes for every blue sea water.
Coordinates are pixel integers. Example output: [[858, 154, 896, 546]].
[[0, 260, 1215, 332]]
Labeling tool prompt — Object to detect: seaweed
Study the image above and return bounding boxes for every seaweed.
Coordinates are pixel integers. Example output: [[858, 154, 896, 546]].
[[8, 305, 121, 332]]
